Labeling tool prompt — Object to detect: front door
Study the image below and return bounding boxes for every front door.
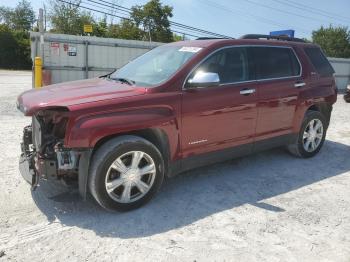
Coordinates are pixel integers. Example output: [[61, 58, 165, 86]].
[[181, 46, 258, 158]]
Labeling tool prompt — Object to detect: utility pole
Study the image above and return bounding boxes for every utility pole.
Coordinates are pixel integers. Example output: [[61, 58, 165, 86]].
[[38, 8, 44, 59], [33, 8, 45, 89], [148, 22, 152, 44], [43, 4, 47, 31]]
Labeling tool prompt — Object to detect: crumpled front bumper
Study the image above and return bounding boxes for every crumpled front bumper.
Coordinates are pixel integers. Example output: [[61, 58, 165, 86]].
[[18, 124, 41, 190], [19, 153, 38, 188], [19, 143, 57, 190], [19, 123, 92, 198]]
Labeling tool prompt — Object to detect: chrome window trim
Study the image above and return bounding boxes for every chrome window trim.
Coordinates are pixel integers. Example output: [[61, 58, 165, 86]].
[[182, 45, 303, 90]]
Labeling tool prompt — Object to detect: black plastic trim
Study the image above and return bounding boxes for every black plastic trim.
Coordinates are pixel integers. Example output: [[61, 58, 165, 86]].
[[168, 134, 296, 177], [78, 149, 93, 200], [240, 34, 305, 43]]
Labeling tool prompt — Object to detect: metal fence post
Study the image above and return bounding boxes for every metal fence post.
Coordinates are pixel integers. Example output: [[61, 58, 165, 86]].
[[32, 36, 39, 88], [85, 41, 89, 79]]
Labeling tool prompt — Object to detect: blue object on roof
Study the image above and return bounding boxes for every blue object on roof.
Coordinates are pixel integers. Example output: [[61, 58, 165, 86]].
[[270, 30, 295, 38]]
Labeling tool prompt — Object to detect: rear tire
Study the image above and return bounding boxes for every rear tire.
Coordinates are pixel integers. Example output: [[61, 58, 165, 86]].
[[89, 135, 164, 211], [344, 92, 350, 103], [287, 110, 327, 158]]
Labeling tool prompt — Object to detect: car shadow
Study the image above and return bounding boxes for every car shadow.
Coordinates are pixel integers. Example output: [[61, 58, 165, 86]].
[[32, 140, 350, 238]]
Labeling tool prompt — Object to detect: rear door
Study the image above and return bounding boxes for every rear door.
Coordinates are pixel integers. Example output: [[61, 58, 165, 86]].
[[252, 46, 302, 141]]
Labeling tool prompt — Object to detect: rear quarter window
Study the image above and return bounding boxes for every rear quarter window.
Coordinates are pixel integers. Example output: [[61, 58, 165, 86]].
[[304, 47, 335, 77]]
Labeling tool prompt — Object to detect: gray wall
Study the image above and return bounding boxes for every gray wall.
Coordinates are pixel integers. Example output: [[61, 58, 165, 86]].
[[329, 57, 350, 90], [30, 32, 162, 85]]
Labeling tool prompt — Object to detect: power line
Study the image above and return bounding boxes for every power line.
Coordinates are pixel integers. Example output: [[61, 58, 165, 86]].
[[81, 0, 128, 17], [83, 0, 232, 38], [109, 0, 124, 24], [169, 20, 228, 38], [197, 0, 284, 29], [89, 0, 130, 15], [270, 0, 350, 24], [171, 29, 200, 38], [58, 0, 130, 20], [96, 0, 131, 12], [197, 0, 311, 34], [57, 0, 203, 38], [169, 23, 208, 37], [242, 0, 332, 24]]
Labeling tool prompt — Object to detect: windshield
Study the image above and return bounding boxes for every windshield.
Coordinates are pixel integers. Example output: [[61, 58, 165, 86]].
[[109, 45, 202, 87]]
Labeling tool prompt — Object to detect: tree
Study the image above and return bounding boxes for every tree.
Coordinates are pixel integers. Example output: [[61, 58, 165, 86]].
[[107, 19, 143, 40], [0, 0, 34, 69], [312, 25, 350, 58], [49, 0, 95, 35], [0, 24, 31, 69], [0, 24, 16, 68], [94, 17, 108, 37], [0, 7, 13, 25], [131, 0, 173, 43], [12, 0, 35, 31], [0, 0, 35, 31], [173, 33, 184, 42]]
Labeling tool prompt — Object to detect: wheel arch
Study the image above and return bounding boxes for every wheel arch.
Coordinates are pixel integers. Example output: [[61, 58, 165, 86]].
[[293, 100, 333, 134], [306, 102, 332, 127], [92, 128, 171, 174]]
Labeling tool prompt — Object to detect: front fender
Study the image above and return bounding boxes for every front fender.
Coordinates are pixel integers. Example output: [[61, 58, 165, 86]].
[[64, 106, 179, 151]]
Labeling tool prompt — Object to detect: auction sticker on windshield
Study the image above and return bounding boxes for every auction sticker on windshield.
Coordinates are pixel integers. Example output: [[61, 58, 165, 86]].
[[179, 47, 202, 53]]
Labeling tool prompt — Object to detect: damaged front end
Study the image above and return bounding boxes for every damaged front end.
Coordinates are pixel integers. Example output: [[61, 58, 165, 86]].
[[19, 109, 81, 190]]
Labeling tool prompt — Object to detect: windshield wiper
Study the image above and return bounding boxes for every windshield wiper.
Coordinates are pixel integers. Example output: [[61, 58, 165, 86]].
[[109, 77, 135, 86]]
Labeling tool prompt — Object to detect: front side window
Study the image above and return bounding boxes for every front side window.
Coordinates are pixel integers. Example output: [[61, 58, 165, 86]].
[[110, 45, 200, 87], [189, 47, 253, 84], [253, 47, 300, 79]]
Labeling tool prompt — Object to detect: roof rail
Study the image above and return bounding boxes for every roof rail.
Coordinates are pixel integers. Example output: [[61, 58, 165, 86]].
[[196, 37, 234, 40], [240, 34, 305, 43]]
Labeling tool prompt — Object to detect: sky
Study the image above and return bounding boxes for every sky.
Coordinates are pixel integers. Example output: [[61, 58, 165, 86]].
[[1, 0, 350, 39]]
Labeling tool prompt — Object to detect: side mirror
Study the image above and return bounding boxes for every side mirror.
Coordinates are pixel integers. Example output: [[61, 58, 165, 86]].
[[186, 71, 220, 88]]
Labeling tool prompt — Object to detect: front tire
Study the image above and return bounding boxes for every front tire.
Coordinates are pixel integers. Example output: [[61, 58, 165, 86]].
[[287, 111, 327, 158], [89, 136, 164, 211]]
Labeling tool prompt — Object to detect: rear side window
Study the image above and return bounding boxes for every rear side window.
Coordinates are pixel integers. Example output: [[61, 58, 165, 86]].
[[253, 47, 301, 80], [304, 47, 335, 77]]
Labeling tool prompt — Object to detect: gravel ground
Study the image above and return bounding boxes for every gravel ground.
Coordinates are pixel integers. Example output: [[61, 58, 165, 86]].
[[0, 70, 350, 262]]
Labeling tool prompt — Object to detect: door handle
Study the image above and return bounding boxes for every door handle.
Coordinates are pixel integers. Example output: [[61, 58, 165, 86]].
[[240, 88, 256, 95], [294, 82, 306, 88]]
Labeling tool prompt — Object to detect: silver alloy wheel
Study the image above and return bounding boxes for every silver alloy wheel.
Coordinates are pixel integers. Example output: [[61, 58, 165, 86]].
[[105, 151, 156, 203], [302, 119, 324, 152]]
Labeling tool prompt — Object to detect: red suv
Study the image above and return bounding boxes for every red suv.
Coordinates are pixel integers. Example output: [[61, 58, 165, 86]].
[[17, 34, 337, 211]]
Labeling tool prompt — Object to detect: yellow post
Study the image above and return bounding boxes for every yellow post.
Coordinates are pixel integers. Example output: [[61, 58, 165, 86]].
[[34, 57, 43, 89]]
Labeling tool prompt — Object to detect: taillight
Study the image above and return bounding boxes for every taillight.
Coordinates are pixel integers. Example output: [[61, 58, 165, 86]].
[[332, 77, 338, 94]]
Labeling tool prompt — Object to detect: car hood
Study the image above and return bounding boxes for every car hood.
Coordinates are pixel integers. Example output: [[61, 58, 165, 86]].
[[17, 78, 147, 116]]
